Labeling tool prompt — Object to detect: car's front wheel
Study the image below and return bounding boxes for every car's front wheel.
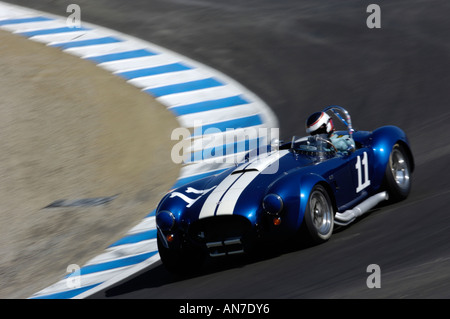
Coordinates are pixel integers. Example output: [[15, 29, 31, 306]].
[[157, 235, 205, 274], [301, 184, 334, 244]]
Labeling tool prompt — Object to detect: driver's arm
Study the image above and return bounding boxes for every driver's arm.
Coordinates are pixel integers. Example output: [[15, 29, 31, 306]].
[[330, 134, 355, 152]]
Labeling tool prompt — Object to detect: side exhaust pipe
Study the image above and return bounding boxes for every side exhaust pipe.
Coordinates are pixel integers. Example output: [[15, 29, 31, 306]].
[[335, 191, 389, 226]]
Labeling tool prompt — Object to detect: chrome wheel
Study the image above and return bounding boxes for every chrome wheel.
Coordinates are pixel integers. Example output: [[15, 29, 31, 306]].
[[384, 143, 412, 202], [309, 189, 333, 237], [389, 148, 410, 191]]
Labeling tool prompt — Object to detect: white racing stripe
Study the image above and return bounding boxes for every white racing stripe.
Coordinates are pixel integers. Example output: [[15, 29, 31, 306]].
[[216, 150, 289, 216], [215, 170, 260, 216], [199, 172, 242, 219], [242, 149, 289, 172], [199, 150, 289, 218]]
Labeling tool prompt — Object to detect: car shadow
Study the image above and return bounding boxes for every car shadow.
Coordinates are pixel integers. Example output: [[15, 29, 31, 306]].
[[99, 237, 316, 298], [98, 204, 394, 298]]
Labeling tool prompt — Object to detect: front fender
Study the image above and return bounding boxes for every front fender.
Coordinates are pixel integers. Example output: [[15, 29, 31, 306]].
[[267, 170, 329, 233], [297, 173, 330, 230]]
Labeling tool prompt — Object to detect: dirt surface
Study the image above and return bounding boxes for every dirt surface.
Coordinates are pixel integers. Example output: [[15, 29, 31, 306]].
[[0, 30, 180, 298]]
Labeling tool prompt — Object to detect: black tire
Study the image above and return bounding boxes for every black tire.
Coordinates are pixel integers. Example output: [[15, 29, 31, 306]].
[[384, 143, 412, 202], [301, 184, 334, 244], [157, 234, 205, 274]]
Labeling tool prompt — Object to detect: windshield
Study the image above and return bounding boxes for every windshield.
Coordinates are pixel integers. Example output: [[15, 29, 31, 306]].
[[290, 135, 336, 160]]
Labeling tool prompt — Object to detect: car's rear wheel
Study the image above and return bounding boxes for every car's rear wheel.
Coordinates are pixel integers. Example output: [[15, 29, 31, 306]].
[[385, 143, 412, 202], [302, 184, 334, 244]]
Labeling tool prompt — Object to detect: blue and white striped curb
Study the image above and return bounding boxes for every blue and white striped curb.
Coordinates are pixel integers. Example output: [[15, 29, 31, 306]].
[[0, 2, 278, 299]]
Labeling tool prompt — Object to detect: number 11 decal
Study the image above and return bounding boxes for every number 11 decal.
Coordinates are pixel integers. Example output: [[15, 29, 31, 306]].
[[356, 152, 371, 192]]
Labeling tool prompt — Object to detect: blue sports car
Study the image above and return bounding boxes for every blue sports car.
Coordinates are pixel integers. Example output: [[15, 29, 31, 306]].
[[156, 106, 414, 273]]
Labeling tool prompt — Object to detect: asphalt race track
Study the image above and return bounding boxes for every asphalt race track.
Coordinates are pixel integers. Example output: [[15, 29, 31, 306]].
[[9, 0, 450, 298]]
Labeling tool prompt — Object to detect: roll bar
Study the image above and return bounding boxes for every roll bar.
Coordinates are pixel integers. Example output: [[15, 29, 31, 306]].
[[322, 105, 354, 139]]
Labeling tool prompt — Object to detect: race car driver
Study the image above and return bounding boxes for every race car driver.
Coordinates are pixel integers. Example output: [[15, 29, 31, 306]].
[[305, 111, 355, 152]]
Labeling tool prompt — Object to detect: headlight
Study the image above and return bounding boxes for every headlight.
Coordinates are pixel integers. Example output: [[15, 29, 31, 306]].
[[156, 210, 175, 231], [262, 193, 284, 215]]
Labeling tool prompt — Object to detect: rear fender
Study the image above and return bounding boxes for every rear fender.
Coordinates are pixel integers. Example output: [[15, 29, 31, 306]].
[[370, 126, 414, 189]]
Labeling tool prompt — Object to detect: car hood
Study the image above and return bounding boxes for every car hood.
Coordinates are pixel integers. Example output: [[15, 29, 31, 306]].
[[161, 150, 315, 226]]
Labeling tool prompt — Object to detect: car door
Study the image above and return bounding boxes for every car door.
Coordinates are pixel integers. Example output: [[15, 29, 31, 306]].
[[320, 146, 374, 212], [340, 147, 375, 210], [320, 155, 356, 210]]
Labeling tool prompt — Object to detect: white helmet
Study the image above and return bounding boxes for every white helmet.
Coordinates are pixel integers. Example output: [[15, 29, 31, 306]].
[[305, 111, 334, 135]]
